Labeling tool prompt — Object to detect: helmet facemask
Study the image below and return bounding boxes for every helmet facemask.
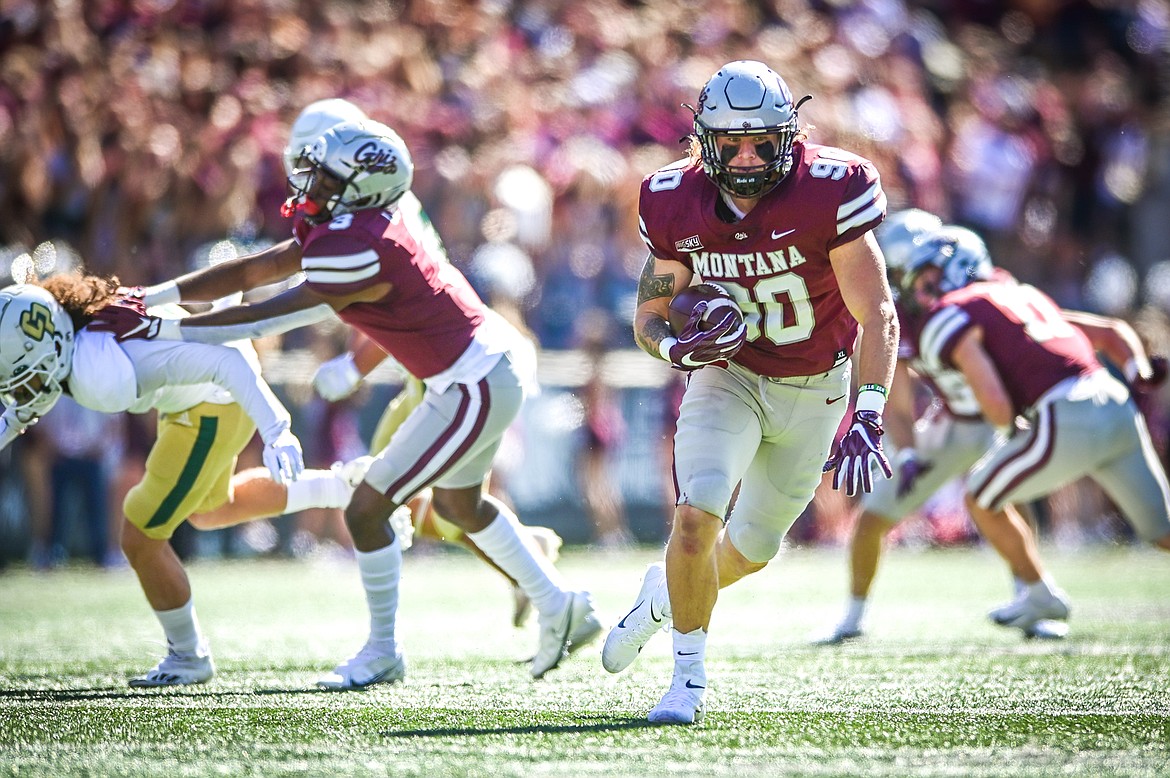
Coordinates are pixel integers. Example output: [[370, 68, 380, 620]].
[[691, 61, 805, 199]]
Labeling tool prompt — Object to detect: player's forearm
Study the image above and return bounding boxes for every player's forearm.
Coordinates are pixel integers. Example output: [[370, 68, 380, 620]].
[[171, 303, 336, 345], [854, 302, 899, 398], [140, 240, 302, 305], [350, 333, 390, 376], [633, 310, 674, 361]]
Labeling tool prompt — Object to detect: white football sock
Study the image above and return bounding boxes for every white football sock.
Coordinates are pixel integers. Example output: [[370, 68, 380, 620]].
[[842, 596, 867, 630], [356, 540, 402, 655], [154, 598, 204, 655], [468, 497, 567, 616], [671, 627, 707, 669], [283, 469, 353, 513]]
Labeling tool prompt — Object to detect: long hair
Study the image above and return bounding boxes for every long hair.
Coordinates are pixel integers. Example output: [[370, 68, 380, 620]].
[[37, 272, 122, 330]]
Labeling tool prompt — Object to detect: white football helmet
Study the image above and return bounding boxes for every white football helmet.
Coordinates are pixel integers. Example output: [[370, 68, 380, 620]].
[[0, 285, 75, 423], [902, 225, 994, 299], [285, 119, 414, 224], [692, 60, 805, 198], [282, 98, 369, 175], [876, 209, 944, 273]]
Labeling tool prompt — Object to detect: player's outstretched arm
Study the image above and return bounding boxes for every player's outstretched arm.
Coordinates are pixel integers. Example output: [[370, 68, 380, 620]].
[[1061, 309, 1154, 382], [0, 408, 29, 452], [128, 239, 303, 306]]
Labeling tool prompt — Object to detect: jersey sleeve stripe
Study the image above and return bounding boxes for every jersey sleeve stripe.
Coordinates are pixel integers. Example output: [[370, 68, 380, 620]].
[[304, 263, 381, 286], [302, 248, 380, 272], [837, 184, 886, 235], [919, 305, 970, 367], [638, 215, 656, 253]]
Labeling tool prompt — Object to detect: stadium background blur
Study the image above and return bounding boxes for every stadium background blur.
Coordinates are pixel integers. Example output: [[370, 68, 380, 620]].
[[2, 0, 1169, 567]]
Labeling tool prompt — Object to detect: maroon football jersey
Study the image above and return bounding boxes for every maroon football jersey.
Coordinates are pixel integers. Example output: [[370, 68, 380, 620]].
[[638, 141, 886, 377], [918, 280, 1100, 414], [299, 209, 485, 379]]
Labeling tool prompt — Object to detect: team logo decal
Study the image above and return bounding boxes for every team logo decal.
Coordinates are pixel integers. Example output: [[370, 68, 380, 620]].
[[675, 235, 704, 251], [353, 141, 398, 173], [19, 303, 55, 341]]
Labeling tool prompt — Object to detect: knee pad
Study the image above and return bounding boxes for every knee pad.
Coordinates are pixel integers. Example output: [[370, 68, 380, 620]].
[[677, 468, 736, 520], [727, 520, 783, 565]]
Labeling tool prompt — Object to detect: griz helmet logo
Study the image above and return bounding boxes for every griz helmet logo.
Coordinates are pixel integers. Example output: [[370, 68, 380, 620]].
[[353, 141, 399, 174]]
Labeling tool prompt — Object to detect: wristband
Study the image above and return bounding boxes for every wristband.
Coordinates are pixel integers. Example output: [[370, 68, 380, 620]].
[[141, 280, 180, 306], [856, 384, 887, 415], [659, 337, 679, 362]]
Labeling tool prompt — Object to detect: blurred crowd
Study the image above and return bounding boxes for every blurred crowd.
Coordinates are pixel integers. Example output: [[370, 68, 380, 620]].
[[3, 0, 1170, 566]]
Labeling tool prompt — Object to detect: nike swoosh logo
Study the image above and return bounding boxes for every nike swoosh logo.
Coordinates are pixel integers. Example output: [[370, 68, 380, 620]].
[[685, 680, 706, 689], [124, 320, 152, 338], [677, 651, 699, 656], [649, 602, 664, 623], [618, 601, 644, 629], [771, 228, 795, 240], [826, 394, 847, 405]]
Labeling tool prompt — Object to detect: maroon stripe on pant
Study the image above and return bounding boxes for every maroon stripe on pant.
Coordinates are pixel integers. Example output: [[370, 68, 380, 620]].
[[425, 377, 492, 486], [974, 405, 1057, 511], [385, 384, 472, 500], [384, 378, 491, 502]]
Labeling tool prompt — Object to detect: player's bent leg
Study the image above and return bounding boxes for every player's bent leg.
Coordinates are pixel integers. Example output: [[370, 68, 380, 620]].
[[433, 487, 598, 678], [120, 520, 214, 687]]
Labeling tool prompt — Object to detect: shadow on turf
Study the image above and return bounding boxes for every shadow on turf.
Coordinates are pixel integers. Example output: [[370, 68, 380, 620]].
[[380, 716, 658, 738]]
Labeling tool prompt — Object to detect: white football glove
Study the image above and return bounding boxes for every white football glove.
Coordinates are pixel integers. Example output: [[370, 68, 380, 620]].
[[262, 429, 305, 484], [313, 352, 363, 401]]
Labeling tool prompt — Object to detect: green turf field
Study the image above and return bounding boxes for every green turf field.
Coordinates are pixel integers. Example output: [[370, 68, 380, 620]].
[[1, 544, 1167, 777]]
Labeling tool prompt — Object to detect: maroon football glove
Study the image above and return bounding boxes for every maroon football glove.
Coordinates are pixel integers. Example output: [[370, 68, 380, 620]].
[[895, 451, 933, 499], [663, 302, 747, 371], [823, 410, 893, 496], [88, 298, 164, 342]]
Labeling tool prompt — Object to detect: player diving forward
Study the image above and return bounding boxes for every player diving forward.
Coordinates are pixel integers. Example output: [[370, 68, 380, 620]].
[[0, 278, 365, 686]]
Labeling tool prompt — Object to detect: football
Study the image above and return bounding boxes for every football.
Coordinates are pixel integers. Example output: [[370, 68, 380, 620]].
[[668, 283, 743, 335]]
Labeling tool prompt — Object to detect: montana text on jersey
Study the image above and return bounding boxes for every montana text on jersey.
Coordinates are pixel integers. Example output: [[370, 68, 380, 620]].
[[639, 141, 885, 378]]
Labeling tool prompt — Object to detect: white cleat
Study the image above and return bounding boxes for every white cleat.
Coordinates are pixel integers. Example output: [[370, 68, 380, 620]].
[[512, 527, 564, 628], [316, 643, 406, 691], [1023, 619, 1070, 640], [531, 591, 600, 679], [989, 586, 1071, 631], [810, 623, 864, 646], [648, 670, 707, 725], [129, 642, 214, 688], [602, 562, 670, 673]]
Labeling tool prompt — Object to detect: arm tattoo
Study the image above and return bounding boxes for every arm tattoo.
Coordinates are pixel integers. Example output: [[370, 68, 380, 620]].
[[635, 316, 673, 355], [636, 253, 675, 306]]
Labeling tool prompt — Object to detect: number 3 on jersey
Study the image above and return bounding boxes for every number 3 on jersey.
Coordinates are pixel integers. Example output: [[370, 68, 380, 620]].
[[719, 276, 815, 346]]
